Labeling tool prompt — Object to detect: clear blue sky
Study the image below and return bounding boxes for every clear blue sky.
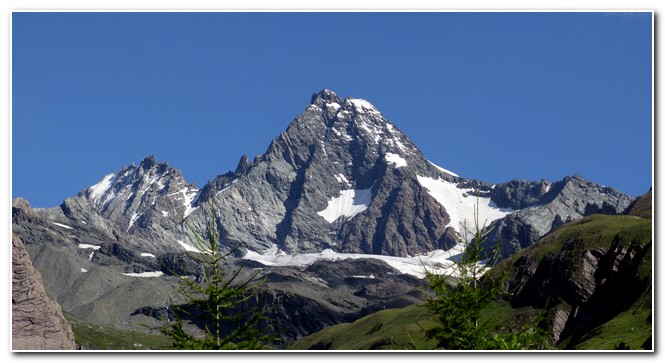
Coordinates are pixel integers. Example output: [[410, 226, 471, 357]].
[[12, 11, 652, 208]]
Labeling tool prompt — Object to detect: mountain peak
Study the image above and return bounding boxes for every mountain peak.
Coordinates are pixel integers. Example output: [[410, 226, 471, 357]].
[[139, 155, 164, 170], [310, 89, 342, 106]]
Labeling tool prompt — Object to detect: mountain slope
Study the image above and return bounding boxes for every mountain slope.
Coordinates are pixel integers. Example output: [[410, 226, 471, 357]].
[[184, 90, 630, 257], [287, 190, 652, 350], [495, 188, 652, 349]]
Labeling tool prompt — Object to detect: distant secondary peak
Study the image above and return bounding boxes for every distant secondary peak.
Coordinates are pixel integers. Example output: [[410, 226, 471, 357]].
[[310, 89, 342, 106]]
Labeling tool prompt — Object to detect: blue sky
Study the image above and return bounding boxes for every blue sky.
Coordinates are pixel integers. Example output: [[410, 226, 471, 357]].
[[12, 11, 652, 208]]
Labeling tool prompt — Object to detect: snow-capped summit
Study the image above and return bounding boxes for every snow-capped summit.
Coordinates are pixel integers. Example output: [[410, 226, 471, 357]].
[[58, 89, 631, 259], [81, 155, 199, 239]]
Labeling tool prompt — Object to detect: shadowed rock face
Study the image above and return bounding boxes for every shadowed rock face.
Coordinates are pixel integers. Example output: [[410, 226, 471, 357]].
[[12, 232, 76, 350]]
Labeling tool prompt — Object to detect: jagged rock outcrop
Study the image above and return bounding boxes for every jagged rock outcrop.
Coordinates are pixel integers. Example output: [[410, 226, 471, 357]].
[[12, 232, 76, 350], [484, 175, 632, 257], [497, 191, 652, 347]]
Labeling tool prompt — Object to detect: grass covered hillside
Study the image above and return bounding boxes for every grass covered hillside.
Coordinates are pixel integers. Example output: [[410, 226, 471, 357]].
[[497, 212, 652, 349], [64, 312, 173, 350]]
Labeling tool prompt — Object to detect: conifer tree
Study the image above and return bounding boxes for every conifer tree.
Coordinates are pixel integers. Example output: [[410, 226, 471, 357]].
[[423, 197, 548, 350], [160, 204, 278, 350]]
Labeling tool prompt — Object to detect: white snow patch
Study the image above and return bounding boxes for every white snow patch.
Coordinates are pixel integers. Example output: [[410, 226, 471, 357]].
[[357, 121, 382, 144], [385, 137, 411, 154], [352, 274, 376, 279], [88, 173, 116, 201], [161, 210, 170, 218], [327, 102, 341, 112], [176, 240, 211, 255], [317, 186, 373, 223], [122, 271, 164, 278], [78, 244, 101, 250], [242, 243, 484, 279], [348, 99, 379, 114], [80, 268, 88, 273], [385, 153, 407, 168], [334, 173, 351, 186], [127, 212, 139, 232], [216, 182, 235, 196], [88, 251, 94, 261], [141, 253, 156, 258], [182, 187, 200, 218], [81, 220, 87, 225], [52, 222, 74, 230], [416, 176, 514, 239], [428, 160, 459, 177], [243, 244, 288, 259]]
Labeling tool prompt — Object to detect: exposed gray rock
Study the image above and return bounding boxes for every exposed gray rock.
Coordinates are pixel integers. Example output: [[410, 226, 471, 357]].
[[175, 89, 464, 257], [12, 233, 76, 350], [550, 304, 572, 343], [484, 175, 632, 257]]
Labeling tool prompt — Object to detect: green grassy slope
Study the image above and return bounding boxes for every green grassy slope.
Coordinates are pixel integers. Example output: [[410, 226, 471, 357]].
[[287, 303, 438, 350], [65, 312, 173, 350], [287, 300, 543, 350]]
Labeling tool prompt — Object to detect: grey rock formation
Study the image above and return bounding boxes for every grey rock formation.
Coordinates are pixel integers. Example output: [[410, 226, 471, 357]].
[[12, 233, 77, 350], [484, 175, 632, 258], [20, 90, 630, 261]]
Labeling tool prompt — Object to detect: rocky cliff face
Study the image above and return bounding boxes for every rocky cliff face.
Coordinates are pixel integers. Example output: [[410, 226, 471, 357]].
[[485, 175, 632, 257], [497, 192, 652, 347], [12, 231, 76, 350], [180, 89, 467, 257]]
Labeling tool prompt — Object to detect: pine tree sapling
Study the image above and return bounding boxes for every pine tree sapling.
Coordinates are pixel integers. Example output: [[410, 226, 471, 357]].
[[423, 194, 548, 350], [160, 203, 278, 350]]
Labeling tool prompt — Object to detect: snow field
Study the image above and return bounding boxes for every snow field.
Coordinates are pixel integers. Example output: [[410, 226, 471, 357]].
[[317, 186, 373, 223], [385, 153, 407, 168], [242, 243, 485, 279], [416, 176, 514, 240]]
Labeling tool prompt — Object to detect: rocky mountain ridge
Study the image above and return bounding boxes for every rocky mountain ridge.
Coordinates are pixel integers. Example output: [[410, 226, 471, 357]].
[[21, 89, 632, 260], [11, 89, 637, 348]]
